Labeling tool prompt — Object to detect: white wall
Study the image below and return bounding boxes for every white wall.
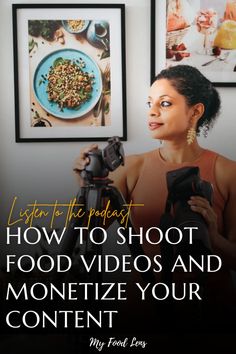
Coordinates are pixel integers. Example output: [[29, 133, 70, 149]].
[[0, 0, 236, 217]]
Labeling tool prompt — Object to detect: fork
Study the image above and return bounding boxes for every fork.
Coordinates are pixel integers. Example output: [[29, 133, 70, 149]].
[[202, 52, 230, 66], [93, 64, 110, 118], [103, 63, 110, 92], [101, 96, 106, 126]]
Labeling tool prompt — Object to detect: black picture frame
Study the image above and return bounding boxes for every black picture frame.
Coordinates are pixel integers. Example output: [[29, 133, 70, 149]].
[[13, 4, 127, 142], [151, 0, 236, 87]]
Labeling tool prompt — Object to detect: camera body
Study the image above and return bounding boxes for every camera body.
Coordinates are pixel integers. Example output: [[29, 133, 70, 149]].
[[82, 136, 124, 181], [166, 166, 213, 255], [166, 166, 212, 204]]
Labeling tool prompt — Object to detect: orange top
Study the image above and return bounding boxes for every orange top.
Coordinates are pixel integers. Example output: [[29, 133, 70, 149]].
[[129, 149, 235, 310], [130, 148, 225, 235]]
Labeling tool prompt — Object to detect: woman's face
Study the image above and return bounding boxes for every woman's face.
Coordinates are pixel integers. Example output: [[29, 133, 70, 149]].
[[147, 78, 195, 141]]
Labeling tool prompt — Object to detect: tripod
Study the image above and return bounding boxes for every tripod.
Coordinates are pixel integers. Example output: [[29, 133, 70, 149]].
[[60, 174, 155, 284]]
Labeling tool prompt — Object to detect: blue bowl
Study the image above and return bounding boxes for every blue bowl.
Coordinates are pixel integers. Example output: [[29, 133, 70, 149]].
[[33, 48, 102, 119]]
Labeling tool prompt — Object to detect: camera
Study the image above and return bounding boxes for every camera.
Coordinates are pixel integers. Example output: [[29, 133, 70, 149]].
[[165, 166, 213, 255], [166, 166, 212, 204], [81, 136, 124, 181]]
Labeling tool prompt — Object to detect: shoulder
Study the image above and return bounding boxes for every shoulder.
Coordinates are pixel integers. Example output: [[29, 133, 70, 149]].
[[124, 152, 146, 170], [214, 153, 236, 198], [122, 152, 148, 192], [110, 150, 155, 199], [124, 149, 157, 176], [215, 154, 236, 181], [121, 148, 156, 170]]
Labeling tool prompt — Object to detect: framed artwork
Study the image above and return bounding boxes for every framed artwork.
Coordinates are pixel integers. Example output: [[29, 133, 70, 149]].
[[12, 4, 127, 142], [151, 0, 236, 86]]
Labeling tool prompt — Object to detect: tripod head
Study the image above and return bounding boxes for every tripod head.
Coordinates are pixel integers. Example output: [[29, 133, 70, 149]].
[[81, 136, 125, 183], [61, 135, 155, 284]]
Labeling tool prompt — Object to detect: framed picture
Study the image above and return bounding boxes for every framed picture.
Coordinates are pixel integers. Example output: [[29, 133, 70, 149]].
[[13, 4, 127, 142], [151, 0, 236, 86]]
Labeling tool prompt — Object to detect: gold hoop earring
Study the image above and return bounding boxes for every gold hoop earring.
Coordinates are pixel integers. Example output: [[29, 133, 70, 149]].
[[187, 127, 196, 145]]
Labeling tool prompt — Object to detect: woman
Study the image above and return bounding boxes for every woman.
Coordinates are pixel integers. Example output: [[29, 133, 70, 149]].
[[74, 65, 236, 325], [75, 64, 236, 266]]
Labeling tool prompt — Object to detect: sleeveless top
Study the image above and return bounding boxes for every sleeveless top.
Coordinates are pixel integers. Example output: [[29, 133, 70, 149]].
[[129, 148, 236, 312], [130, 148, 225, 235]]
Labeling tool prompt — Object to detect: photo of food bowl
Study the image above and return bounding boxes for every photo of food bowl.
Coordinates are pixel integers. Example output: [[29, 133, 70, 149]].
[[33, 48, 102, 119]]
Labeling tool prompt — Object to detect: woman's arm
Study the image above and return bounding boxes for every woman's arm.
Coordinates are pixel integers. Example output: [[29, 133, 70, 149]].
[[215, 156, 236, 268]]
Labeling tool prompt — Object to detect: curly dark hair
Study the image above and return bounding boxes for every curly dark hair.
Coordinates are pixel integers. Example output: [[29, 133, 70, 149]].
[[154, 65, 221, 134]]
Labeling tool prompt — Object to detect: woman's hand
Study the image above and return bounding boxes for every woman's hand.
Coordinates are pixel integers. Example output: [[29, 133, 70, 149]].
[[73, 144, 98, 185], [188, 195, 218, 243]]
